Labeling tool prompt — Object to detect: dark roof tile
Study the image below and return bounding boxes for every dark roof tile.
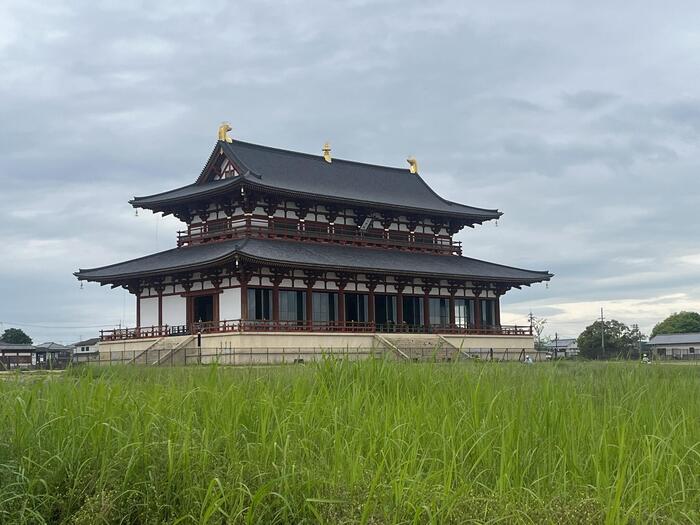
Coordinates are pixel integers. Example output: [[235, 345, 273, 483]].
[[132, 140, 501, 221], [76, 238, 552, 285]]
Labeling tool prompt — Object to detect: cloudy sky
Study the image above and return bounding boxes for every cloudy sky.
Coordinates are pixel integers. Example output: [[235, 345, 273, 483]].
[[1, 0, 699, 344]]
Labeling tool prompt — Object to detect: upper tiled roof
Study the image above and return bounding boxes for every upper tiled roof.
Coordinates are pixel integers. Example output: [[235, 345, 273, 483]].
[[75, 237, 552, 286], [131, 140, 502, 221]]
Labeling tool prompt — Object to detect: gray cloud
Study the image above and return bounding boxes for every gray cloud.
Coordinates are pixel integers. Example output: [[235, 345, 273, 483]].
[[1, 0, 700, 343]]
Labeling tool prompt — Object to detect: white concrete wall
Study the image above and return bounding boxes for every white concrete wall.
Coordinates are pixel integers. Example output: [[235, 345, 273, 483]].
[[220, 288, 242, 320], [141, 297, 158, 327], [162, 295, 186, 326]]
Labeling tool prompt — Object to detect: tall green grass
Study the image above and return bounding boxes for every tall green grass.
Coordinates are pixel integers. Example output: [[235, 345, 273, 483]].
[[1, 360, 698, 524]]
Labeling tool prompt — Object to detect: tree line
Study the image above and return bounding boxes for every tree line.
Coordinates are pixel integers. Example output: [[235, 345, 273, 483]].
[[539, 311, 700, 359]]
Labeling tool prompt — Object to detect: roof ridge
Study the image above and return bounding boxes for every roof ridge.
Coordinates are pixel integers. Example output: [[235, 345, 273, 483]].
[[226, 139, 412, 173]]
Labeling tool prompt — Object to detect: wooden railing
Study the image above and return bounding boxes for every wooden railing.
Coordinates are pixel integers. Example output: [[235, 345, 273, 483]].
[[176, 223, 462, 255], [100, 321, 532, 341]]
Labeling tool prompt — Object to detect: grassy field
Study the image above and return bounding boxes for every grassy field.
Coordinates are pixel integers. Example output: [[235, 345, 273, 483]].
[[1, 360, 698, 524]]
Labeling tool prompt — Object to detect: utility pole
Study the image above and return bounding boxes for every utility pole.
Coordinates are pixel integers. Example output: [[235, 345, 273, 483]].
[[632, 323, 642, 360], [555, 331, 559, 358], [600, 308, 605, 356]]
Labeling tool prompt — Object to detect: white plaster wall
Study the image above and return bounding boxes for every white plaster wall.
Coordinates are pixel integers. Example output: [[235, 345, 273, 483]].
[[162, 295, 186, 326], [220, 288, 242, 320], [141, 297, 158, 327]]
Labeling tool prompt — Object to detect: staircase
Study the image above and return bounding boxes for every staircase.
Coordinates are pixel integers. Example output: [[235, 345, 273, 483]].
[[128, 336, 190, 366], [153, 335, 196, 366], [375, 334, 457, 362], [438, 335, 473, 361], [374, 335, 409, 360]]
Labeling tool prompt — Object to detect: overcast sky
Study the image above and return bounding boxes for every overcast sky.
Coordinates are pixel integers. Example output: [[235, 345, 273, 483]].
[[1, 1, 699, 344]]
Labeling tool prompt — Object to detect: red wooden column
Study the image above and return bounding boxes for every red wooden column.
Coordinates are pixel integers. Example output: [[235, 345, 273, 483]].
[[128, 282, 142, 334], [447, 280, 466, 330], [158, 293, 163, 328], [448, 289, 457, 328], [367, 284, 376, 328], [270, 270, 286, 324], [494, 285, 507, 328], [306, 284, 313, 328], [473, 288, 482, 330], [366, 274, 382, 330], [153, 282, 165, 332], [422, 284, 432, 333], [182, 280, 193, 329], [335, 272, 352, 329], [236, 269, 252, 322], [241, 285, 249, 320], [303, 270, 319, 329], [272, 288, 279, 322], [396, 283, 405, 325], [337, 285, 346, 328]]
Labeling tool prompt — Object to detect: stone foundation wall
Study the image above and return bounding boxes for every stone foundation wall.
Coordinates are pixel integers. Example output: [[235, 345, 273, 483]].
[[96, 332, 535, 365]]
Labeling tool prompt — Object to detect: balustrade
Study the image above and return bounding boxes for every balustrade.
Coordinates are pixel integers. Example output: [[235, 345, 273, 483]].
[[100, 320, 531, 341], [176, 221, 461, 255]]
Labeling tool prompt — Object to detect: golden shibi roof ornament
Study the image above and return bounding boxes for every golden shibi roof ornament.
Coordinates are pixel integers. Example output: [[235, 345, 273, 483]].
[[218, 122, 233, 143], [322, 142, 332, 163], [407, 156, 419, 174]]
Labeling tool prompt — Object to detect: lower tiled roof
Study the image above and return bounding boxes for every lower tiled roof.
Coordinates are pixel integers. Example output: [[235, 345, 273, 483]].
[[75, 238, 552, 285]]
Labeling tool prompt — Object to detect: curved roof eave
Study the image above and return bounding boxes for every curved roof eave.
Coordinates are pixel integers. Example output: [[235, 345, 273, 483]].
[[74, 238, 552, 286], [130, 176, 501, 222]]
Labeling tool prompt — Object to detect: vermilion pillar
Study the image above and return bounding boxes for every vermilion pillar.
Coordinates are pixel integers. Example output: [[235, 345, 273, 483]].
[[396, 284, 404, 325], [136, 295, 141, 328], [154, 284, 164, 329], [368, 284, 376, 327], [237, 271, 251, 322], [338, 287, 346, 327], [272, 285, 280, 322], [306, 285, 313, 327], [473, 292, 482, 330], [448, 292, 456, 327], [303, 272, 317, 329], [422, 286, 431, 332], [335, 273, 351, 329]]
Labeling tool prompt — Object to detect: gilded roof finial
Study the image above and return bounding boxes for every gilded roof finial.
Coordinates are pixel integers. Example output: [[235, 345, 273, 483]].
[[218, 122, 233, 143], [407, 156, 418, 174], [322, 142, 332, 163]]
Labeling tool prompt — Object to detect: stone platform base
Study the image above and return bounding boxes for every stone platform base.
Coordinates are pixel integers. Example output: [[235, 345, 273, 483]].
[[95, 332, 536, 366]]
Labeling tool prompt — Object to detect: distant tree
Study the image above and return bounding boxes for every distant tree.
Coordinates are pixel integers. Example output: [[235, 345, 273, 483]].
[[0, 328, 33, 345], [528, 314, 548, 351], [651, 311, 700, 338], [577, 320, 644, 360], [538, 335, 552, 353]]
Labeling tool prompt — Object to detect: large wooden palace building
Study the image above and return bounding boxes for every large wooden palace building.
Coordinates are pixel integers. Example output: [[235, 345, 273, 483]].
[[76, 125, 551, 343]]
